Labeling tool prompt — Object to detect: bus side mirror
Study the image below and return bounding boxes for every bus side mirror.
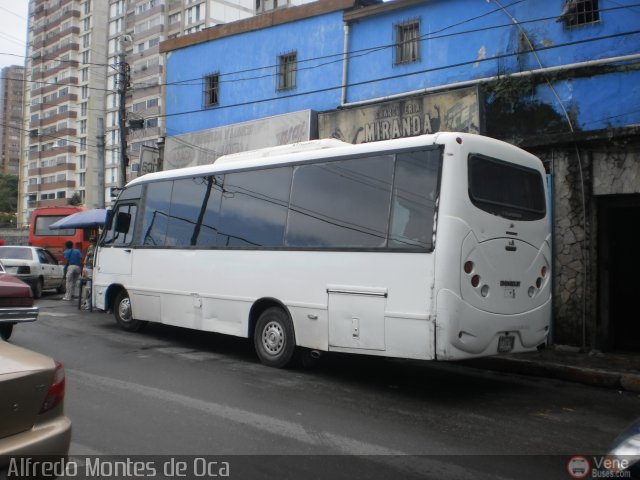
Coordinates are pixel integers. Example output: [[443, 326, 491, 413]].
[[115, 212, 131, 234]]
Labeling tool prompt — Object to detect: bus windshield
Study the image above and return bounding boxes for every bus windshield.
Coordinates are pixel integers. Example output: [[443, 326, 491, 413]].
[[468, 154, 546, 221]]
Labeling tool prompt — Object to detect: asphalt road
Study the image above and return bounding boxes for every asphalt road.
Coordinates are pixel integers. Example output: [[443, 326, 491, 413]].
[[8, 292, 640, 479]]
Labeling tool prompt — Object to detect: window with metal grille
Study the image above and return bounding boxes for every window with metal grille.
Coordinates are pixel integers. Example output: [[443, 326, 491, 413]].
[[204, 73, 219, 107], [395, 20, 420, 65], [277, 52, 297, 91], [559, 0, 599, 27]]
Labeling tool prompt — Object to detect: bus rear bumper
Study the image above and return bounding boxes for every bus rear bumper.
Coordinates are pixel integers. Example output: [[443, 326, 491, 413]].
[[435, 289, 551, 361]]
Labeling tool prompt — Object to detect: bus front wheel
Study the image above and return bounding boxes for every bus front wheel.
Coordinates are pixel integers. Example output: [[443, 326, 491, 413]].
[[114, 290, 146, 332], [254, 307, 296, 368]]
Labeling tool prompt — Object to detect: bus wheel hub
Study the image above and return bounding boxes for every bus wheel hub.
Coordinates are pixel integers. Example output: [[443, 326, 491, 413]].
[[263, 322, 284, 355]]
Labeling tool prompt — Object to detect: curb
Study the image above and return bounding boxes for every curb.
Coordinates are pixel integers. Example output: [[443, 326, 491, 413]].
[[462, 357, 640, 393]]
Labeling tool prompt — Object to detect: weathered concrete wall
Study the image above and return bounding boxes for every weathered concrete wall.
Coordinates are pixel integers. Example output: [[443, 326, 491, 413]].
[[0, 228, 28, 246], [592, 142, 640, 195], [535, 149, 591, 347], [534, 140, 640, 348]]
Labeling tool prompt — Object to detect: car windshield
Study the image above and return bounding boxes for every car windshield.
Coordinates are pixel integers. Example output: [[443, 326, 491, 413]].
[[0, 247, 33, 260]]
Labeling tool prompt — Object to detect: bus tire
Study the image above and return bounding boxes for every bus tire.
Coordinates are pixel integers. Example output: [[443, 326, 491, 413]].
[[0, 323, 13, 340], [254, 307, 296, 368], [114, 290, 146, 332]]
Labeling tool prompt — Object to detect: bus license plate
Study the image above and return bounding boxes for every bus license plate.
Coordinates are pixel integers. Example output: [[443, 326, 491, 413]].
[[498, 335, 515, 353], [504, 287, 516, 299]]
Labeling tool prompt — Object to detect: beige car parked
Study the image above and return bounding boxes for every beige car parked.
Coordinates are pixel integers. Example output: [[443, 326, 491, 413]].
[[0, 341, 71, 467]]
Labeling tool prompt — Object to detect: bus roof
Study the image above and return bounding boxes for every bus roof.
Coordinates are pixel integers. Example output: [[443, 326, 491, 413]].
[[124, 132, 536, 187], [127, 133, 449, 187]]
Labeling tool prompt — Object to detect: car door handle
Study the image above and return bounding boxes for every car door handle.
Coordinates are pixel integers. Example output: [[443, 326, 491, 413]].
[[124, 249, 131, 253]]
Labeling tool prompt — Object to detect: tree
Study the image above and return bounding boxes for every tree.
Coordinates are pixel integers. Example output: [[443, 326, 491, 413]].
[[0, 174, 18, 227], [0, 174, 18, 213]]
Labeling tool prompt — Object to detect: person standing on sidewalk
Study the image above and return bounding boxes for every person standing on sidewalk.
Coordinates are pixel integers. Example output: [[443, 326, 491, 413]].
[[80, 236, 96, 309], [62, 240, 82, 301]]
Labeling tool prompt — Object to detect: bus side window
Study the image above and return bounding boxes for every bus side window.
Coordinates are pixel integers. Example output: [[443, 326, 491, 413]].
[[104, 204, 138, 246], [389, 150, 441, 250]]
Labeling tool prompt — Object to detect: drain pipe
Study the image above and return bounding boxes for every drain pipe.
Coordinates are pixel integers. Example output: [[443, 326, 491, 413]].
[[341, 22, 350, 106]]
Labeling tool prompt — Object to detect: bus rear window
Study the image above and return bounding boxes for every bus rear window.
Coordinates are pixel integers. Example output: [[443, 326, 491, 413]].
[[468, 154, 545, 221], [34, 216, 76, 236]]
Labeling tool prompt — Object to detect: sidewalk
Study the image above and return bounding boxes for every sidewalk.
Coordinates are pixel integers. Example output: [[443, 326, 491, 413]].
[[462, 345, 640, 393]]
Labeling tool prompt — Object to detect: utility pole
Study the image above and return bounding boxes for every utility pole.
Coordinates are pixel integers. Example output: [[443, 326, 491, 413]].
[[117, 49, 130, 188], [96, 117, 105, 208]]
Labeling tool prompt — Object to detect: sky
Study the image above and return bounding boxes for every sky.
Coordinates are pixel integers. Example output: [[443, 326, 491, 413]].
[[0, 1, 29, 71]]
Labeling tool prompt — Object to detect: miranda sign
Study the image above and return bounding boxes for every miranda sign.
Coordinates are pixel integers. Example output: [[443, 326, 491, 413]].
[[319, 86, 481, 144]]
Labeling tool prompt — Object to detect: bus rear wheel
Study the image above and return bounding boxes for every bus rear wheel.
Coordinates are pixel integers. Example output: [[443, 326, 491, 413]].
[[114, 290, 146, 332], [254, 307, 296, 368]]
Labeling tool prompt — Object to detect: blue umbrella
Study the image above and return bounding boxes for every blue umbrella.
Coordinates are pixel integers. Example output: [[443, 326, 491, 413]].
[[49, 209, 108, 229]]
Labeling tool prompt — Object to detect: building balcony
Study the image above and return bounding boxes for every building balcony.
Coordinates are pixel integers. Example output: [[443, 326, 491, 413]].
[[135, 4, 165, 23], [29, 145, 77, 161], [30, 128, 78, 145], [37, 26, 81, 53], [131, 64, 163, 81], [32, 198, 73, 208], [133, 24, 164, 40], [27, 180, 76, 193], [39, 42, 80, 62], [31, 77, 78, 97], [30, 94, 78, 113], [167, 0, 182, 11], [34, 110, 78, 128], [28, 162, 76, 177], [32, 8, 80, 36], [32, 62, 79, 81]]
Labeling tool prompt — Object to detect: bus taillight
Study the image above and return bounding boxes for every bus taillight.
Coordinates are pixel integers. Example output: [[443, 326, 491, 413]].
[[464, 261, 474, 274]]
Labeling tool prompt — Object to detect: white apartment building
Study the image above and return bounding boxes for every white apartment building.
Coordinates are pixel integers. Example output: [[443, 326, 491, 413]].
[[21, 0, 109, 226], [20, 0, 315, 226]]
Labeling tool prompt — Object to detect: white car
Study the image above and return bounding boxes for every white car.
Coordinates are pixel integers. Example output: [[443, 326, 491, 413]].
[[0, 246, 65, 298]]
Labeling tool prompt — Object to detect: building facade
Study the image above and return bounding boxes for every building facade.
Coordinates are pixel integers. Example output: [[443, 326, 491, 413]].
[[0, 66, 25, 176], [21, 0, 109, 221], [160, 0, 640, 351], [105, 0, 316, 195], [19, 0, 315, 226]]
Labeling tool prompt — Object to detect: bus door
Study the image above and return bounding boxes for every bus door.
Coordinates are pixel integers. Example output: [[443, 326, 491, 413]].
[[327, 286, 387, 351], [97, 203, 138, 277]]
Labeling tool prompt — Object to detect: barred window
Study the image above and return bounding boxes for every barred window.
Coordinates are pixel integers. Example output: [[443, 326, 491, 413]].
[[395, 20, 420, 65], [277, 52, 297, 91], [559, 0, 599, 27], [204, 73, 219, 107]]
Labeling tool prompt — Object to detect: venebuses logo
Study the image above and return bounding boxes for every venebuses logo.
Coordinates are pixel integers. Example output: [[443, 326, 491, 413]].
[[568, 456, 590, 478]]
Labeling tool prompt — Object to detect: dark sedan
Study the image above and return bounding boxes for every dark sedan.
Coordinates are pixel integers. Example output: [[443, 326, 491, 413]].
[[0, 262, 38, 341]]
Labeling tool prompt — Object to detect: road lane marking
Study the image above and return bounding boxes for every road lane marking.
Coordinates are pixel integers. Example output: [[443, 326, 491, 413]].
[[67, 369, 511, 479]]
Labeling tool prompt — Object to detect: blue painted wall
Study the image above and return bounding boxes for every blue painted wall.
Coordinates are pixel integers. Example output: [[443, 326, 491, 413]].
[[165, 11, 346, 136], [346, 0, 640, 131], [165, 0, 640, 137]]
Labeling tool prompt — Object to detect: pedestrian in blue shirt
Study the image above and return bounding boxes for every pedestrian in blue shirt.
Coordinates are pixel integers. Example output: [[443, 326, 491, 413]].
[[62, 240, 82, 300]]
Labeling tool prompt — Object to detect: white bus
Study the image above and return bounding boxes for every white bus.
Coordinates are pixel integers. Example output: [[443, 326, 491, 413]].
[[93, 132, 551, 368]]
